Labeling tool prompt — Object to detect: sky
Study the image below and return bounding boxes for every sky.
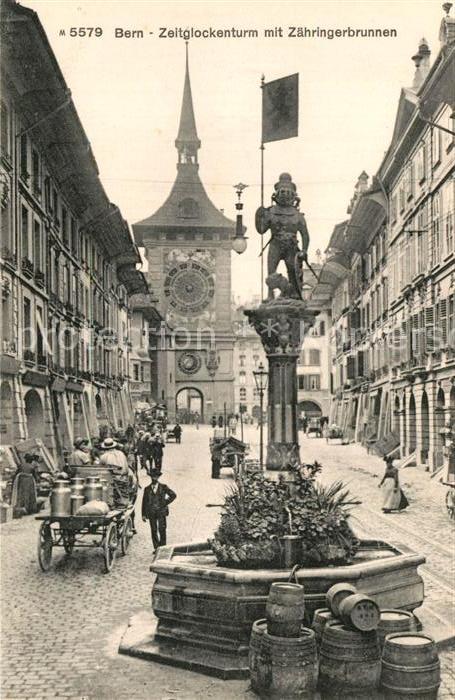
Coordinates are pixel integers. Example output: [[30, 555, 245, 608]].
[[22, 0, 443, 302]]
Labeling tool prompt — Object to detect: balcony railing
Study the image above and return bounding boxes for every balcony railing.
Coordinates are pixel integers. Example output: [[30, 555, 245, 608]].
[[24, 349, 36, 366], [37, 354, 47, 370], [48, 360, 65, 376], [21, 257, 34, 278], [35, 269, 45, 288]]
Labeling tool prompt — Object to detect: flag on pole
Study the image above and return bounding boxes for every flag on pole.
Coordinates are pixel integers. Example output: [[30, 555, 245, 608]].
[[262, 73, 298, 144]]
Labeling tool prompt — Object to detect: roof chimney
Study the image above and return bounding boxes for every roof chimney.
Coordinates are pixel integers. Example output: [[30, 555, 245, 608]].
[[440, 3, 455, 46], [411, 38, 430, 89]]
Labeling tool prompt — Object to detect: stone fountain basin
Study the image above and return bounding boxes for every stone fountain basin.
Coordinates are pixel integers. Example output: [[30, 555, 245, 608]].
[[119, 538, 425, 679]]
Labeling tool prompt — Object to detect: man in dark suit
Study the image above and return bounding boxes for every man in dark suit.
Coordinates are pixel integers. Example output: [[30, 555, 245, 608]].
[[141, 469, 176, 550], [148, 434, 165, 472]]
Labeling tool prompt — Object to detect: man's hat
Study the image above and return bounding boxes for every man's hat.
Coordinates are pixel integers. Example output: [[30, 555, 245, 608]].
[[149, 469, 161, 478], [74, 437, 88, 448], [101, 438, 118, 450]]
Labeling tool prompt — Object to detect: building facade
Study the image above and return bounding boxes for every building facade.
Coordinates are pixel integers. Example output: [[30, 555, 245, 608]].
[[133, 49, 236, 423], [297, 309, 331, 421], [1, 0, 147, 457], [232, 304, 267, 421], [312, 9, 455, 471]]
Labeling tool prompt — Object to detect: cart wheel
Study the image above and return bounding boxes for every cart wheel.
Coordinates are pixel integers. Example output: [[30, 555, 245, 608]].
[[446, 489, 455, 521], [121, 516, 133, 556], [38, 522, 53, 572], [62, 531, 75, 555], [103, 522, 118, 573]]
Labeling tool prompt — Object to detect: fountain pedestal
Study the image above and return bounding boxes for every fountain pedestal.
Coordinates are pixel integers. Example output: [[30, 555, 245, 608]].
[[244, 297, 318, 471], [119, 540, 425, 679]]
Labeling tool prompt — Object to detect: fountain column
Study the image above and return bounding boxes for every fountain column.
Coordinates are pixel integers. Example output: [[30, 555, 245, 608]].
[[245, 298, 318, 474]]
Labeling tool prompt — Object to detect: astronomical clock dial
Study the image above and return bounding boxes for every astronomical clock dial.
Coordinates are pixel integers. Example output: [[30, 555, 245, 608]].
[[178, 352, 202, 375], [164, 260, 215, 315]]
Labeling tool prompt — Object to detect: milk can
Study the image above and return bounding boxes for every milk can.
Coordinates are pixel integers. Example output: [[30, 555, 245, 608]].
[[100, 479, 109, 504], [84, 476, 102, 502], [71, 494, 84, 514], [71, 477, 85, 498], [50, 479, 71, 516]]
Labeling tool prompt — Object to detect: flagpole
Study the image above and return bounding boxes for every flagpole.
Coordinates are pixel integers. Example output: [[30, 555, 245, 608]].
[[260, 74, 265, 302]]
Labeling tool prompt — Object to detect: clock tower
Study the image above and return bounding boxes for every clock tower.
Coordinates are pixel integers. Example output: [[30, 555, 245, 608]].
[[133, 47, 236, 422]]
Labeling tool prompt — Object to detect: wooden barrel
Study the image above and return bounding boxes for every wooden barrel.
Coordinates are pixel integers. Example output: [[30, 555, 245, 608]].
[[325, 582, 357, 617], [377, 610, 415, 650], [256, 627, 318, 698], [311, 608, 336, 647], [338, 593, 380, 632], [249, 618, 267, 693], [266, 582, 305, 637], [319, 621, 381, 696], [381, 633, 440, 699]]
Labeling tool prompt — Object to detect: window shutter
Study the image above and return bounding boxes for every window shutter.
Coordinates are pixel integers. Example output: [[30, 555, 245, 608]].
[[440, 298, 448, 347], [449, 294, 455, 347], [412, 314, 420, 357], [347, 356, 355, 379], [358, 350, 364, 377], [425, 307, 434, 353]]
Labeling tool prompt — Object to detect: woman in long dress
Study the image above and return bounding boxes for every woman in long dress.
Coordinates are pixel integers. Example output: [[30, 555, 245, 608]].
[[378, 457, 401, 512]]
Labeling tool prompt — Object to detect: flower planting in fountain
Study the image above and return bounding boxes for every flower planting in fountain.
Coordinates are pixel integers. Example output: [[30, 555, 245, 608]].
[[209, 463, 361, 568]]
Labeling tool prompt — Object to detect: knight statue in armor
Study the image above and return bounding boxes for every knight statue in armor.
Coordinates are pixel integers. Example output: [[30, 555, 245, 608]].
[[255, 173, 309, 300]]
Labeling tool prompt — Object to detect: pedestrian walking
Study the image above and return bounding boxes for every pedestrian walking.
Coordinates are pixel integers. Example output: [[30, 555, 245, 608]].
[[378, 456, 408, 513], [11, 454, 39, 515], [142, 469, 176, 550], [148, 433, 165, 472], [173, 423, 182, 443]]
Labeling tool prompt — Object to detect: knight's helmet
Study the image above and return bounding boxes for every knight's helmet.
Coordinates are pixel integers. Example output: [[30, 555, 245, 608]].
[[273, 173, 300, 207]]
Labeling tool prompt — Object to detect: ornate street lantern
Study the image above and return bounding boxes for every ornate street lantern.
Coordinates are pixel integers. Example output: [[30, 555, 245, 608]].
[[232, 183, 248, 254], [253, 361, 268, 468]]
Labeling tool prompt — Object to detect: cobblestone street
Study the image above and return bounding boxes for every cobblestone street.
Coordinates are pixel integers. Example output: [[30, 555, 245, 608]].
[[1, 425, 454, 699]]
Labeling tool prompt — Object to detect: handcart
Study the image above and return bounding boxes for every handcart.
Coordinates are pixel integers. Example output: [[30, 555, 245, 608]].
[[36, 464, 136, 573], [36, 503, 135, 573]]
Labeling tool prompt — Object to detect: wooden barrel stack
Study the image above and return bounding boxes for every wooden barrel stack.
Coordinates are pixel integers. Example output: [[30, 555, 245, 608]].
[[249, 582, 318, 698], [319, 583, 382, 698], [249, 581, 440, 698]]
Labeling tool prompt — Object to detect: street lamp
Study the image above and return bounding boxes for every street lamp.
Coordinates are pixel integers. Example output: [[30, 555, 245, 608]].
[[232, 183, 248, 254], [253, 361, 268, 469]]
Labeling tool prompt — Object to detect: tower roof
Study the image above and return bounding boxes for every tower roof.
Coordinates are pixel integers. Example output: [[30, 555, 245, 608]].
[[133, 45, 235, 242], [175, 43, 201, 151]]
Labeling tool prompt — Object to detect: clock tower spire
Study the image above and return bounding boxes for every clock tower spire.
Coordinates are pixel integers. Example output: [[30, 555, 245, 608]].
[[175, 42, 201, 167]]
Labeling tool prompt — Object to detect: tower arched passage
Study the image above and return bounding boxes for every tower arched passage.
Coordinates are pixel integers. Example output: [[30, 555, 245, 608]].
[[176, 387, 204, 423]]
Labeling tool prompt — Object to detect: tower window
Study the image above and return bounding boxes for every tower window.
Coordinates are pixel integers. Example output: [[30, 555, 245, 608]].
[[178, 198, 200, 219]]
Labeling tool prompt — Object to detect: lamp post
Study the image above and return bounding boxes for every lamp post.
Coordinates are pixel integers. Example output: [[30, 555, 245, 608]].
[[253, 361, 268, 469], [232, 183, 248, 254]]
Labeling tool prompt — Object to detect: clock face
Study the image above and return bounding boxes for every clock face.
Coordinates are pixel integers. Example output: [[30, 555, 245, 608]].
[[164, 260, 215, 314], [178, 352, 202, 374]]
